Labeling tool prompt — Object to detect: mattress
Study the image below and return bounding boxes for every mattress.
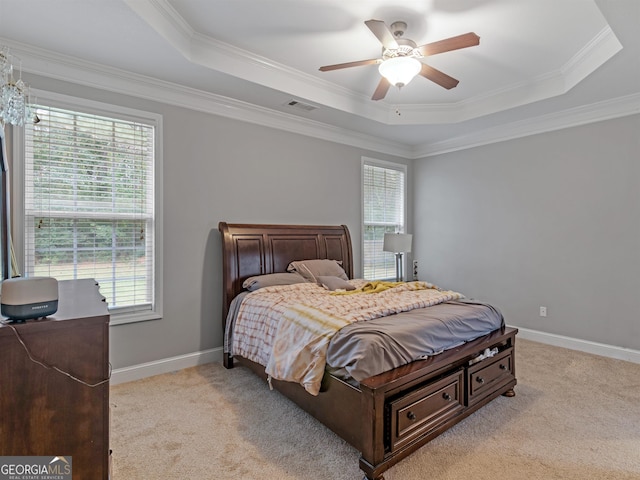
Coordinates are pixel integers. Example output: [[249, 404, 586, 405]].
[[225, 290, 504, 385], [325, 299, 504, 383]]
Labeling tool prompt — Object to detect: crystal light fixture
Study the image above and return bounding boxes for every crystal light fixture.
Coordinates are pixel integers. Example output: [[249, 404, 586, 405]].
[[378, 56, 422, 88], [0, 46, 35, 127]]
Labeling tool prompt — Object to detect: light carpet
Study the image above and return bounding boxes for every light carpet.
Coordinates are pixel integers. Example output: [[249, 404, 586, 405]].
[[110, 339, 640, 479]]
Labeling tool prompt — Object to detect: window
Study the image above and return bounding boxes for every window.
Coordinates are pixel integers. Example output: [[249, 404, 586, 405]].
[[362, 158, 407, 280], [19, 94, 162, 323]]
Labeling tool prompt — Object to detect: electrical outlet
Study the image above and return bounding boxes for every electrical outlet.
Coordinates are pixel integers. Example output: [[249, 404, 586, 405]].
[[539, 306, 547, 317], [412, 260, 418, 280]]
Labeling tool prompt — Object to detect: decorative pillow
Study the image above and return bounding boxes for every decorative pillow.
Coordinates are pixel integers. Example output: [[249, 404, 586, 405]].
[[242, 272, 307, 291], [287, 259, 349, 282], [317, 276, 355, 292]]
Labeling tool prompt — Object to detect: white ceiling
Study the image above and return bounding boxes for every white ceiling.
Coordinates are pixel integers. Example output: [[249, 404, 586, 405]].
[[0, 0, 639, 156]]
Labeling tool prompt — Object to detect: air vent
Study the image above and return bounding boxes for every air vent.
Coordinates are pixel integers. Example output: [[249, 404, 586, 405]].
[[285, 100, 318, 112]]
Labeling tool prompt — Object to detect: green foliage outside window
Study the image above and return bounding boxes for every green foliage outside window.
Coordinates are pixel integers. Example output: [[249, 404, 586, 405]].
[[24, 103, 155, 311]]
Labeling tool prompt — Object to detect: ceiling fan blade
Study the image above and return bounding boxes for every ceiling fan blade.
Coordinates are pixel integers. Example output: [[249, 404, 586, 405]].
[[419, 64, 459, 89], [417, 32, 480, 57], [365, 19, 399, 50], [319, 58, 380, 72], [371, 77, 391, 101]]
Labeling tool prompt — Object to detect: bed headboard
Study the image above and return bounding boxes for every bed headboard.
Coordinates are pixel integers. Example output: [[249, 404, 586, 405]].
[[218, 222, 353, 320]]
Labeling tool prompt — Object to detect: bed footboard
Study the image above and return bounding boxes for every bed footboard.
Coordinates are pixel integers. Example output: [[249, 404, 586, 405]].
[[229, 327, 516, 480], [357, 327, 517, 480]]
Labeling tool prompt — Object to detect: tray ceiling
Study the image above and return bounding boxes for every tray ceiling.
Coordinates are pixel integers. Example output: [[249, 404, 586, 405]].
[[0, 0, 638, 154]]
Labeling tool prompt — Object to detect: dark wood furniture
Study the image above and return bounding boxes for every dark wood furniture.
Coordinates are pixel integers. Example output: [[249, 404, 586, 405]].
[[219, 222, 517, 480], [0, 279, 110, 480]]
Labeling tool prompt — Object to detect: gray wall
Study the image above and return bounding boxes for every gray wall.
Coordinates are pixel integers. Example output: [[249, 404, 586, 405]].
[[18, 74, 411, 369], [15, 74, 638, 368], [413, 114, 640, 350]]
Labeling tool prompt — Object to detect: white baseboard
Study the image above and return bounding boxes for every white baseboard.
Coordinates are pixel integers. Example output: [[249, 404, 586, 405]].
[[110, 347, 223, 385], [513, 326, 640, 364]]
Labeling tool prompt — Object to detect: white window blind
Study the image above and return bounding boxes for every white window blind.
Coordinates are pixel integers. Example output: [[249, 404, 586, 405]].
[[23, 104, 155, 315], [362, 161, 406, 280]]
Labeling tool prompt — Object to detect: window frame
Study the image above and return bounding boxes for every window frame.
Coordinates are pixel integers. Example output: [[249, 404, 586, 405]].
[[12, 90, 163, 325], [361, 157, 408, 281]]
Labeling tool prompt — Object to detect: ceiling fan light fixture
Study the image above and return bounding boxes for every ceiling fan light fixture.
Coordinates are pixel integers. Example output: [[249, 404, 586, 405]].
[[378, 56, 421, 88]]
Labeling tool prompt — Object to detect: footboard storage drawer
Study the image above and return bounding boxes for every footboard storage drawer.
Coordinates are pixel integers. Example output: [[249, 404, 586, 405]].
[[467, 347, 514, 405], [387, 370, 464, 452]]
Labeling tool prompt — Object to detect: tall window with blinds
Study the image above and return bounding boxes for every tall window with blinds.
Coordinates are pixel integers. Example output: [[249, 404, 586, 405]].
[[23, 104, 156, 316], [362, 159, 407, 280]]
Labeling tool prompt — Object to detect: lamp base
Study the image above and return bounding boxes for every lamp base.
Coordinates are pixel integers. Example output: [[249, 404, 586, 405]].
[[395, 252, 404, 282]]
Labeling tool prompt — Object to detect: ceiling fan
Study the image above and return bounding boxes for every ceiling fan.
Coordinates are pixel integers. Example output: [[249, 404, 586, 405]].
[[319, 20, 480, 101]]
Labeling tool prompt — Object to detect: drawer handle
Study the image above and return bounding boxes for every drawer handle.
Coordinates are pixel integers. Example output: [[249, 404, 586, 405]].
[[407, 411, 416, 421], [476, 376, 485, 385], [499, 364, 507, 370], [442, 392, 452, 401]]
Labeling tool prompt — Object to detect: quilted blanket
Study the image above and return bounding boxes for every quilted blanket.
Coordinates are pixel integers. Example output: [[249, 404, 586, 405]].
[[245, 280, 463, 395]]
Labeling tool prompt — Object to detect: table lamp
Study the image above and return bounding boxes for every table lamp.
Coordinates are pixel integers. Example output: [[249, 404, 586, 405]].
[[383, 233, 412, 282]]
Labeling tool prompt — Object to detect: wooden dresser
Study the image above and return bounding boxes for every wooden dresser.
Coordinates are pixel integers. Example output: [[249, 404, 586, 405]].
[[0, 279, 110, 479]]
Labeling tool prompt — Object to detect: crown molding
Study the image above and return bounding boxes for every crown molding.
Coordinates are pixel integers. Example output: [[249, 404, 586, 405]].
[[123, 0, 194, 55], [0, 38, 412, 158], [124, 0, 622, 126], [562, 25, 623, 88], [414, 92, 640, 158], [123, 0, 388, 122], [395, 25, 623, 125], [1, 36, 636, 161]]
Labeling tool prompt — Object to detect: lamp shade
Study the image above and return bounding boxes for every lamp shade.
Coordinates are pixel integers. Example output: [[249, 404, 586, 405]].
[[378, 57, 421, 87], [383, 233, 412, 253]]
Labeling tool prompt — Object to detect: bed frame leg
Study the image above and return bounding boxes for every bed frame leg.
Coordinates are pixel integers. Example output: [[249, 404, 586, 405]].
[[502, 388, 516, 397], [223, 353, 234, 369]]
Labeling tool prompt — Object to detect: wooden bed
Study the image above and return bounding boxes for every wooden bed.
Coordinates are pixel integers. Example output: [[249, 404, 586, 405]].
[[219, 222, 517, 480]]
